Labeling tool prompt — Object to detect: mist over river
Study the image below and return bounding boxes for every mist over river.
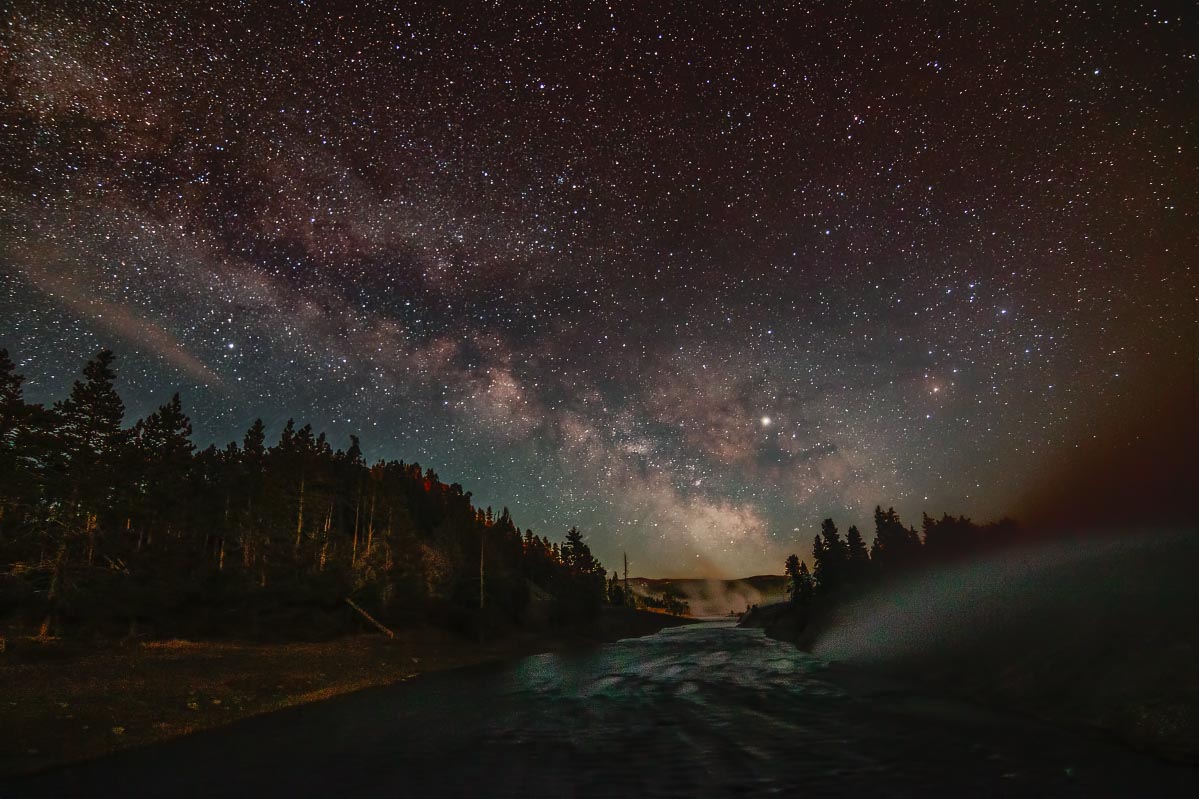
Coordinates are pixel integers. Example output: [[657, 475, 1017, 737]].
[[7, 623, 1197, 798]]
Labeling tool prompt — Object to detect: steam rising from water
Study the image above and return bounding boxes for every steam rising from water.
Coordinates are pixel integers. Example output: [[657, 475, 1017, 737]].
[[807, 531, 1199, 760], [812, 532, 1192, 662], [629, 576, 787, 617]]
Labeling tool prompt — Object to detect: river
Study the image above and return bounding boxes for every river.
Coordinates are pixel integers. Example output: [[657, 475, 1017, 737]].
[[6, 622, 1197, 797]]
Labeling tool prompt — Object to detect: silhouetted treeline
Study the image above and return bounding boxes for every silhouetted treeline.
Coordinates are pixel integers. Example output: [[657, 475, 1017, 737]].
[[0, 349, 620, 640], [600, 569, 690, 617], [636, 593, 692, 617], [784, 508, 1021, 609]]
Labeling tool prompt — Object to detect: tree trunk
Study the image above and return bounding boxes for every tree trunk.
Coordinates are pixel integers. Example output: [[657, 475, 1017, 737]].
[[384, 510, 394, 571], [319, 503, 333, 571], [365, 489, 376, 562], [85, 513, 96, 566], [345, 597, 395, 638], [294, 476, 305, 556], [242, 497, 254, 571], [351, 492, 361, 568], [38, 542, 68, 639]]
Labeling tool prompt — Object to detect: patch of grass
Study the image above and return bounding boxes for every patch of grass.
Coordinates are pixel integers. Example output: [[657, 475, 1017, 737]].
[[2, 629, 476, 775]]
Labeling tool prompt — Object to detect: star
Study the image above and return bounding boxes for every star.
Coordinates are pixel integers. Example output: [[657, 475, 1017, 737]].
[[0, 0, 1188, 576]]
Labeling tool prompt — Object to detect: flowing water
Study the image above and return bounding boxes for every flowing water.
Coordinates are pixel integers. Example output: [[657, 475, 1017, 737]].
[[7, 623, 1197, 797]]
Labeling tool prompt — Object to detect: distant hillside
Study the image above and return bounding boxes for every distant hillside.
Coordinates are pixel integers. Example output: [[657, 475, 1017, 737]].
[[627, 575, 786, 617]]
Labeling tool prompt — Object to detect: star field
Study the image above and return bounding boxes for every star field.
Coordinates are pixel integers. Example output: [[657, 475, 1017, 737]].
[[1, 1, 1194, 575]]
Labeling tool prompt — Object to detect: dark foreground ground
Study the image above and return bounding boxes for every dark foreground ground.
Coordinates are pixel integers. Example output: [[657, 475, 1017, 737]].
[[4, 623, 1197, 798], [0, 608, 693, 777]]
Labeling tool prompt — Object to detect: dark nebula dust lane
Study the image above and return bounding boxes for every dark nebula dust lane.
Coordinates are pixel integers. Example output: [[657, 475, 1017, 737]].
[[2, 2, 1194, 576], [8, 625, 1197, 798]]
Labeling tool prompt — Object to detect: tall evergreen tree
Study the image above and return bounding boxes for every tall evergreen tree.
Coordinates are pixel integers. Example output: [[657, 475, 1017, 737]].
[[795, 560, 814, 603], [784, 553, 815, 604], [845, 524, 870, 581], [135, 394, 194, 463], [870, 506, 922, 570], [35, 350, 130, 632], [554, 526, 605, 619], [922, 512, 980, 559], [784, 553, 802, 602], [0, 348, 25, 444], [243, 418, 266, 461], [53, 349, 127, 480], [0, 349, 28, 510], [52, 350, 129, 542], [562, 526, 599, 574], [133, 393, 195, 542], [812, 518, 847, 593]]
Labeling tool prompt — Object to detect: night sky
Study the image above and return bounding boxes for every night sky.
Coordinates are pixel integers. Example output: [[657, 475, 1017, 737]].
[[2, 2, 1193, 576]]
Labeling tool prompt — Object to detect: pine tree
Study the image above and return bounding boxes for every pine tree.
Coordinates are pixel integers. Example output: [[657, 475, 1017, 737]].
[[0, 350, 28, 509], [812, 533, 828, 586], [133, 393, 195, 542], [236, 419, 267, 572], [277, 418, 296, 450], [795, 560, 814, 603], [53, 349, 127, 467], [784, 553, 802, 602], [562, 526, 599, 573], [243, 418, 266, 461], [52, 350, 129, 546], [136, 394, 193, 463], [0, 349, 24, 444], [344, 434, 363, 466], [871, 506, 922, 570], [35, 350, 130, 632], [553, 527, 605, 620], [846, 524, 870, 581], [812, 518, 847, 593], [922, 512, 979, 559]]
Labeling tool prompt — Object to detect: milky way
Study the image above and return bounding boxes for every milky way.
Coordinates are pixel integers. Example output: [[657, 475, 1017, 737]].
[[1, 2, 1193, 575]]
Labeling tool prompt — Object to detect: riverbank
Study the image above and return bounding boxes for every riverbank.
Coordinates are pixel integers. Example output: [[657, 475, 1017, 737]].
[[0, 608, 696, 776], [10, 622, 1199, 799]]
